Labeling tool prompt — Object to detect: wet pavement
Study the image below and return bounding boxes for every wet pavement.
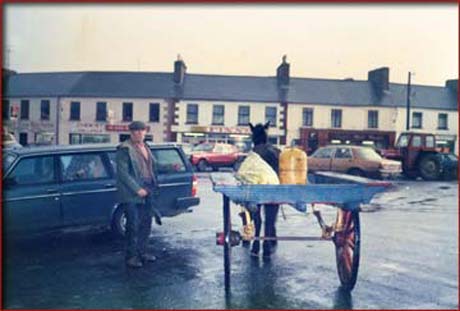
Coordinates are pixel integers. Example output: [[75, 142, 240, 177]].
[[4, 174, 458, 309]]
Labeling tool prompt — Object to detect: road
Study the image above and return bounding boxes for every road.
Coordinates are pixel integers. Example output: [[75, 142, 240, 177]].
[[4, 174, 458, 309]]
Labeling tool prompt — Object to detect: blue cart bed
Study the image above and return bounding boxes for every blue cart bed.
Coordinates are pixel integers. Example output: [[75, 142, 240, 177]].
[[211, 171, 392, 292]]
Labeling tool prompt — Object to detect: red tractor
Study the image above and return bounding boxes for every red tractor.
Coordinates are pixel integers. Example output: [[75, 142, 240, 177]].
[[380, 132, 451, 180]]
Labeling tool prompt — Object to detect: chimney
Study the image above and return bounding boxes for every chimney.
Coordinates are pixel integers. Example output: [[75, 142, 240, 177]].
[[368, 67, 389, 98], [173, 54, 187, 85], [445, 79, 458, 93], [276, 55, 290, 87]]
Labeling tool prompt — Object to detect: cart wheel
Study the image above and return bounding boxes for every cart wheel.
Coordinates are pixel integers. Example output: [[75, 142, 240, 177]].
[[333, 210, 360, 291]]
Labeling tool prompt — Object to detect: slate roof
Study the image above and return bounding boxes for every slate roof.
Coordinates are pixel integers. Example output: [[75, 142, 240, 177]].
[[3, 71, 458, 111]]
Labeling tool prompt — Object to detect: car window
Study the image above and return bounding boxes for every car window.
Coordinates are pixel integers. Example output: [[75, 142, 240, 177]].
[[312, 148, 334, 159], [3, 152, 17, 174], [411, 136, 422, 147], [425, 136, 435, 148], [60, 153, 109, 182], [214, 145, 224, 153], [354, 148, 382, 161], [107, 152, 117, 174], [193, 143, 213, 152], [151, 149, 186, 174], [334, 148, 352, 159], [7, 156, 55, 186]]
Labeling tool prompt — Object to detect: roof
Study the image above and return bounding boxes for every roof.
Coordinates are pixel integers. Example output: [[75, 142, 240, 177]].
[[4, 71, 458, 111]]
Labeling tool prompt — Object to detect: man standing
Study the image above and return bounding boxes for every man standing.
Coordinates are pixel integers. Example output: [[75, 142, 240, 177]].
[[116, 121, 159, 268]]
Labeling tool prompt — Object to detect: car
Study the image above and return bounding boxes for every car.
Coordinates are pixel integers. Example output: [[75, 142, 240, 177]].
[[190, 142, 245, 172], [439, 153, 458, 180], [308, 145, 402, 179], [2, 143, 199, 237]]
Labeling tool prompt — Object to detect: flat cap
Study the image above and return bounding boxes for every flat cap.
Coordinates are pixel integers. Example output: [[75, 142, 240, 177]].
[[128, 121, 147, 131]]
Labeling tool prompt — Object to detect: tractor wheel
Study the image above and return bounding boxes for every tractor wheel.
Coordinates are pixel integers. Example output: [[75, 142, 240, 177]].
[[418, 154, 441, 181]]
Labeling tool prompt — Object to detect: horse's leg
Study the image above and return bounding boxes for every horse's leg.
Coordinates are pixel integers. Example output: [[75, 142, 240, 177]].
[[251, 206, 262, 256], [263, 204, 279, 257]]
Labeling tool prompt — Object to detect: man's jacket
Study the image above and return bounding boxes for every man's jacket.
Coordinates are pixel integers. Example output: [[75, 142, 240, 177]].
[[116, 140, 158, 204]]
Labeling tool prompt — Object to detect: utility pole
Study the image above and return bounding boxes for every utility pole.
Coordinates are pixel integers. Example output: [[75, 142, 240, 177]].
[[406, 72, 412, 131]]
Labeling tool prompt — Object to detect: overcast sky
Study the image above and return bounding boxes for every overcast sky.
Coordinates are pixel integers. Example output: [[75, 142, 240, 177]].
[[4, 4, 458, 86]]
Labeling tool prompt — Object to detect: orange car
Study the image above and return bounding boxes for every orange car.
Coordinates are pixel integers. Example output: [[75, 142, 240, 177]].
[[308, 145, 402, 179]]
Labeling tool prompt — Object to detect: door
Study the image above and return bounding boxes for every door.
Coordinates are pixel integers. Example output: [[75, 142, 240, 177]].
[[3, 155, 61, 232], [59, 152, 116, 226], [309, 147, 334, 172], [151, 148, 191, 217], [331, 147, 353, 173]]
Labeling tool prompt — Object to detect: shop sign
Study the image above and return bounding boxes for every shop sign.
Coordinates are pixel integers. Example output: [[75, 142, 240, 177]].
[[106, 124, 150, 132], [190, 126, 250, 134]]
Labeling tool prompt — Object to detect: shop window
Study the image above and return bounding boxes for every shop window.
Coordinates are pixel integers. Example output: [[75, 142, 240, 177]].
[[123, 102, 133, 122], [150, 103, 160, 122], [41, 100, 50, 120], [438, 113, 448, 130], [19, 133, 28, 146], [212, 105, 225, 125], [411, 112, 423, 129], [96, 102, 107, 121], [331, 109, 342, 128], [186, 104, 198, 124], [368, 110, 378, 129], [69, 133, 110, 144], [20, 100, 29, 120], [238, 106, 250, 126], [265, 107, 277, 127], [70, 102, 81, 121], [302, 108, 313, 127]]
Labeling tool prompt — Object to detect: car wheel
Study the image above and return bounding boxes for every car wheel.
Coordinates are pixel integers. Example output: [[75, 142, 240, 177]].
[[111, 205, 127, 238], [347, 168, 365, 177], [197, 159, 209, 172]]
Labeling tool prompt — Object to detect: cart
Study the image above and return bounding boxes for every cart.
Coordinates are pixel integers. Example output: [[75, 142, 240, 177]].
[[211, 171, 391, 292]]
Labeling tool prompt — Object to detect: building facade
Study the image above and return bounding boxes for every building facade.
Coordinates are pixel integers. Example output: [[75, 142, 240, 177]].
[[3, 60, 458, 154]]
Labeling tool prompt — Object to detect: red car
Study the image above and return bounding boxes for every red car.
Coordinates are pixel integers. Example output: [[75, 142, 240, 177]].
[[190, 143, 245, 171]]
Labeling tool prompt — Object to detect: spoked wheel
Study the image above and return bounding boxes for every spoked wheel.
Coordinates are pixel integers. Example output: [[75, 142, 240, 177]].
[[333, 209, 360, 291]]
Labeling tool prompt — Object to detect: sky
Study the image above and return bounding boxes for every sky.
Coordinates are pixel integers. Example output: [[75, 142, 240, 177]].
[[4, 4, 458, 86]]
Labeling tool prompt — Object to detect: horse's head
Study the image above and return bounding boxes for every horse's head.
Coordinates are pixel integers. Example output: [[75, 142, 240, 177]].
[[249, 121, 270, 146]]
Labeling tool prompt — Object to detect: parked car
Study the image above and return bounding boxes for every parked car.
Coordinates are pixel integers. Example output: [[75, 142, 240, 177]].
[[190, 142, 245, 171], [2, 143, 199, 237], [439, 153, 458, 180], [308, 145, 402, 179]]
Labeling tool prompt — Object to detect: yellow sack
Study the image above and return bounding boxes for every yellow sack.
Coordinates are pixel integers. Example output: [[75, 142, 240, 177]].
[[236, 152, 280, 185]]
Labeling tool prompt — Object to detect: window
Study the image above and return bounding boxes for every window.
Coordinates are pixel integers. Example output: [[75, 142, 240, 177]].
[[438, 113, 448, 130], [412, 112, 423, 129], [41, 100, 50, 120], [265, 107, 277, 127], [122, 102, 133, 122], [212, 105, 225, 125], [149, 103, 160, 122], [3, 100, 10, 119], [331, 109, 342, 128], [312, 148, 334, 159], [411, 135, 422, 147], [186, 104, 198, 124], [96, 102, 107, 121], [334, 148, 352, 159], [238, 106, 250, 125], [151, 149, 186, 174], [302, 108, 313, 127], [19, 133, 28, 146], [60, 153, 109, 182], [7, 156, 55, 186], [426, 136, 435, 148], [368, 110, 378, 129], [70, 102, 81, 121], [69, 133, 110, 145], [20, 100, 29, 120]]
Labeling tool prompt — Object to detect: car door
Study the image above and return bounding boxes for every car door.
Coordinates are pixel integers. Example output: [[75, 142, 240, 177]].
[[59, 152, 117, 226], [331, 147, 353, 173], [3, 155, 61, 232], [151, 147, 192, 217], [308, 147, 334, 172]]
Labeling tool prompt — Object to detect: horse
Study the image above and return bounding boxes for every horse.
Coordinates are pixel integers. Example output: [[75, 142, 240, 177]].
[[248, 121, 281, 258]]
